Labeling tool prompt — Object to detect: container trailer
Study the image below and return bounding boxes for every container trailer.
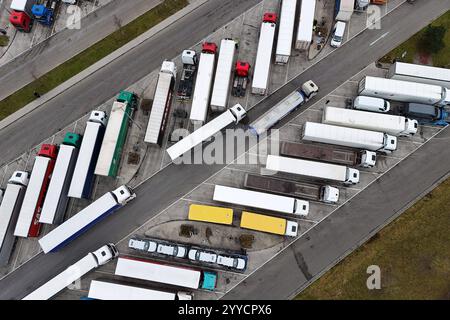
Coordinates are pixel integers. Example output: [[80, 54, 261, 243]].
[[388, 62, 450, 88], [322, 106, 418, 137], [358, 76, 450, 106], [275, 0, 297, 64], [0, 172, 29, 266], [252, 13, 277, 95], [188, 204, 234, 225], [14, 144, 58, 238], [23, 244, 118, 300], [244, 173, 339, 204], [145, 61, 177, 145], [190, 42, 218, 125], [166, 104, 247, 161], [266, 155, 360, 185], [39, 186, 136, 253], [280, 141, 376, 168], [68, 111, 107, 199], [115, 256, 218, 291], [334, 0, 355, 21], [302, 122, 398, 154], [296, 0, 316, 50], [40, 133, 81, 225], [249, 80, 319, 136], [240, 211, 298, 237], [213, 185, 310, 217], [95, 91, 137, 177]]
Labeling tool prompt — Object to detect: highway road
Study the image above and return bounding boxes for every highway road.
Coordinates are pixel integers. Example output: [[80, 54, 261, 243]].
[[0, 0, 449, 299], [0, 0, 262, 167]]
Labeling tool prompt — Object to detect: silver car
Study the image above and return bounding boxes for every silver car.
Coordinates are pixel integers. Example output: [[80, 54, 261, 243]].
[[157, 243, 187, 258], [128, 238, 157, 252], [217, 255, 247, 270], [188, 249, 217, 264]]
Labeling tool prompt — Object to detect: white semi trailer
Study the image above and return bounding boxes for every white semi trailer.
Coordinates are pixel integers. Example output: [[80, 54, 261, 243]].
[[167, 104, 247, 161], [23, 244, 118, 300], [145, 61, 177, 145], [252, 13, 277, 95], [303, 122, 398, 154], [0, 171, 29, 266], [275, 0, 297, 64], [359, 76, 450, 106], [334, 0, 355, 21], [266, 155, 360, 185], [388, 62, 450, 88], [190, 42, 218, 125], [39, 186, 136, 253], [295, 0, 316, 50], [87, 280, 192, 300], [322, 106, 418, 137], [213, 185, 310, 217], [210, 39, 237, 112]]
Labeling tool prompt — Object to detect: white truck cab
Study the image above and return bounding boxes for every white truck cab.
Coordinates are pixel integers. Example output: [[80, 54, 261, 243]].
[[161, 60, 177, 79], [383, 134, 398, 153], [9, 171, 30, 186], [92, 244, 119, 266], [404, 118, 419, 136], [113, 185, 136, 205], [321, 186, 340, 204], [346, 168, 360, 185], [229, 104, 247, 123], [360, 150, 377, 168], [89, 110, 108, 126], [285, 221, 299, 237], [301, 80, 319, 99], [182, 49, 197, 65]]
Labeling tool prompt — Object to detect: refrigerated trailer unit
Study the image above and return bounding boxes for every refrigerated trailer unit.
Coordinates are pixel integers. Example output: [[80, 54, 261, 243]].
[[388, 62, 450, 88], [303, 122, 398, 154], [68, 111, 107, 199], [322, 106, 418, 137], [252, 13, 277, 95], [210, 39, 237, 112], [145, 61, 177, 145], [275, 0, 297, 64], [167, 104, 247, 161], [280, 141, 376, 168], [115, 256, 218, 291], [244, 173, 339, 204], [0, 171, 29, 266], [266, 155, 360, 185], [23, 244, 118, 300], [250, 81, 319, 136], [213, 185, 310, 216], [190, 42, 218, 125], [39, 186, 136, 253], [240, 211, 298, 237], [95, 91, 137, 177], [87, 280, 192, 300], [296, 0, 316, 50], [358, 76, 450, 106], [14, 144, 58, 238], [40, 133, 81, 225]]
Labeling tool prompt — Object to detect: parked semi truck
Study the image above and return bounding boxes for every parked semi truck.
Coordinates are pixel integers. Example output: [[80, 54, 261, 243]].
[[213, 185, 310, 217], [232, 61, 251, 97], [303, 122, 398, 154], [252, 13, 277, 95], [32, 0, 60, 26], [388, 62, 450, 88], [358, 76, 450, 106], [87, 280, 192, 300], [40, 133, 81, 225], [39, 186, 136, 253], [68, 111, 107, 199], [244, 173, 339, 204], [296, 0, 316, 50], [14, 144, 58, 238], [177, 50, 198, 100], [404, 103, 449, 127], [0, 172, 29, 266], [188, 204, 234, 225], [334, 0, 355, 21], [115, 257, 218, 291], [266, 155, 360, 185], [23, 244, 119, 300], [145, 61, 177, 145], [275, 0, 297, 64], [250, 81, 319, 136], [322, 106, 418, 137], [9, 0, 34, 32], [95, 91, 137, 177], [210, 39, 237, 112], [167, 104, 247, 161], [240, 211, 298, 237], [280, 141, 376, 168], [190, 42, 218, 125]]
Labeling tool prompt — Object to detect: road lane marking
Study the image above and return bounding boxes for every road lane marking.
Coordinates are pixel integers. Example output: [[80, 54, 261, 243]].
[[369, 32, 390, 46]]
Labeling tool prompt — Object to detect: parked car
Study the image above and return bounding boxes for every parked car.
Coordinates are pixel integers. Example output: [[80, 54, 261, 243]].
[[217, 255, 247, 271], [128, 238, 157, 252], [157, 243, 187, 258], [188, 248, 218, 264], [331, 21, 346, 48]]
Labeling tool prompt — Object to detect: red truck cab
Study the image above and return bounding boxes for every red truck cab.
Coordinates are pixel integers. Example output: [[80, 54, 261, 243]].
[[9, 11, 33, 32]]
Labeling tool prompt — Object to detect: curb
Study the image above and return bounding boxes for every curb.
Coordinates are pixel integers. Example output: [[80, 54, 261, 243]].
[[0, 0, 209, 132]]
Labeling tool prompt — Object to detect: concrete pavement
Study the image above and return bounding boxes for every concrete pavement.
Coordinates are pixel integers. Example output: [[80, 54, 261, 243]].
[[0, 0, 448, 300]]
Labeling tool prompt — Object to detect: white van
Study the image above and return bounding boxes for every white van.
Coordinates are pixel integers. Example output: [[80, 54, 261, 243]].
[[331, 21, 346, 48], [353, 96, 391, 113]]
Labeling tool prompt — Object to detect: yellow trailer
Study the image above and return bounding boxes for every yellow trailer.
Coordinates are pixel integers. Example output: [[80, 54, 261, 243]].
[[240, 212, 298, 237], [188, 204, 233, 225]]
